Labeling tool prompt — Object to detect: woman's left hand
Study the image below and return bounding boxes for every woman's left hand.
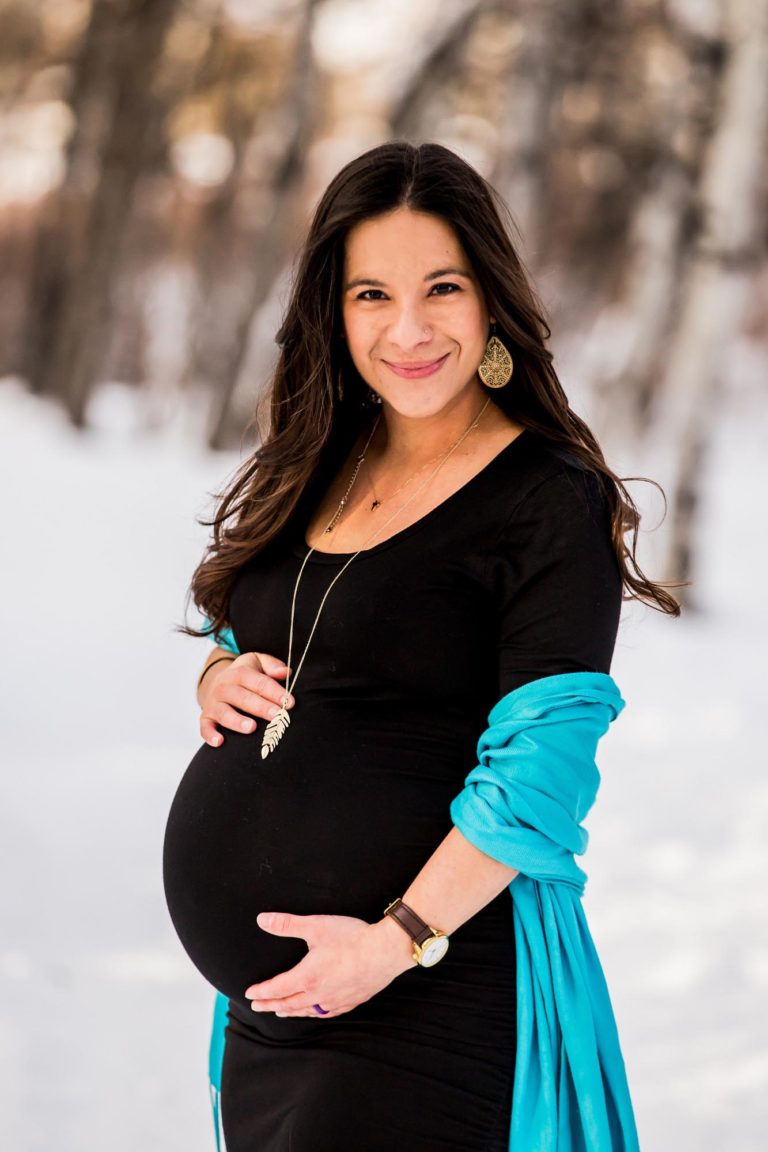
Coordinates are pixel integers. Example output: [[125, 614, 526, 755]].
[[244, 911, 416, 1018]]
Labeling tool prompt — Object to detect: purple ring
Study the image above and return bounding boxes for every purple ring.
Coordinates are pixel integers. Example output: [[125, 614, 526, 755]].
[[312, 1003, 329, 1015]]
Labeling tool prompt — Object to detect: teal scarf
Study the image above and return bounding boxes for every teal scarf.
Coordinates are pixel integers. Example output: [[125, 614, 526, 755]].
[[201, 622, 639, 1150], [449, 671, 639, 1151]]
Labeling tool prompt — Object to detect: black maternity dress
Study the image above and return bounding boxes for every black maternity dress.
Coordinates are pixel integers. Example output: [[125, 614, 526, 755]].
[[162, 427, 623, 1152]]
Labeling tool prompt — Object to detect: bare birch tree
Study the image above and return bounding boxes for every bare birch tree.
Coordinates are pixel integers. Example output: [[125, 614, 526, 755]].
[[647, 0, 768, 592], [24, 0, 179, 426], [586, 20, 710, 452], [195, 0, 323, 449], [490, 0, 567, 261]]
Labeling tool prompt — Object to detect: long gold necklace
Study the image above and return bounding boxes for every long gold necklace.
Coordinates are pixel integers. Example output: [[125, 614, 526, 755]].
[[260, 397, 491, 758]]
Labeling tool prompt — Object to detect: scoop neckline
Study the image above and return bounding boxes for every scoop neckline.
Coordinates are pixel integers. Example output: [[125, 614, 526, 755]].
[[290, 427, 532, 565]]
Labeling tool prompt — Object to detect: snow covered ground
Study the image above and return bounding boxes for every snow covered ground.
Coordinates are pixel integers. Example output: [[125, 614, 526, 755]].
[[1, 375, 765, 1151]]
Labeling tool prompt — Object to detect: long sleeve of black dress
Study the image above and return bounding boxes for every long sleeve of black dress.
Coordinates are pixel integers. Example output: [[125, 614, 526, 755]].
[[490, 464, 622, 695]]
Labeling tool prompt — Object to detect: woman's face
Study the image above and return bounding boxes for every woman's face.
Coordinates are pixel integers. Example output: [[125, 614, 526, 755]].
[[341, 207, 492, 419]]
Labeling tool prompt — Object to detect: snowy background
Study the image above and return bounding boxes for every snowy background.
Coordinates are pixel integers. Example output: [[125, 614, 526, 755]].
[[1, 373, 766, 1151]]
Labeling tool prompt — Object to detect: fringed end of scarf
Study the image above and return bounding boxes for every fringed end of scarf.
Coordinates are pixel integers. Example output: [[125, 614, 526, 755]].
[[209, 990, 229, 1150], [210, 1081, 225, 1152]]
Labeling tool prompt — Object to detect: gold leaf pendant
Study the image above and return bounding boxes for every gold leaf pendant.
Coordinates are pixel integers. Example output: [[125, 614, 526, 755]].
[[261, 707, 290, 759]]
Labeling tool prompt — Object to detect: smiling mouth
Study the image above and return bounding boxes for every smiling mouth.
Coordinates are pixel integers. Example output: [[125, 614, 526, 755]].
[[382, 353, 450, 377]]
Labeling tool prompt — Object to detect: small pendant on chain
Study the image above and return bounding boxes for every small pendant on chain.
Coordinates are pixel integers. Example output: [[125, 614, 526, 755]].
[[261, 707, 291, 759], [370, 499, 381, 510]]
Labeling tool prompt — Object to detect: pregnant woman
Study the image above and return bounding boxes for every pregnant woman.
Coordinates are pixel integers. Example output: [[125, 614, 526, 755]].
[[163, 141, 681, 1151]]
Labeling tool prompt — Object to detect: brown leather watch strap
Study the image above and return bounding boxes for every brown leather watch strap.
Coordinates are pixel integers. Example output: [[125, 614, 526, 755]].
[[383, 898, 436, 947]]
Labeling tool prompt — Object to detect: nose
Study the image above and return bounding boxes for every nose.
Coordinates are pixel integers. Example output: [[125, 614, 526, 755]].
[[386, 301, 432, 353]]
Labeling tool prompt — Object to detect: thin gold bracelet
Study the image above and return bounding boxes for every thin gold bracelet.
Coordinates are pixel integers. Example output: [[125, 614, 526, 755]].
[[197, 655, 236, 692]]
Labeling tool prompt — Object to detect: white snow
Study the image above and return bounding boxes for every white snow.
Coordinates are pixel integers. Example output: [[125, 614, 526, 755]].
[[1, 373, 765, 1150]]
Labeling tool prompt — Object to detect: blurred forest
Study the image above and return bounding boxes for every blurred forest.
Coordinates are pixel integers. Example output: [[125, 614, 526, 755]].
[[1, 0, 767, 593]]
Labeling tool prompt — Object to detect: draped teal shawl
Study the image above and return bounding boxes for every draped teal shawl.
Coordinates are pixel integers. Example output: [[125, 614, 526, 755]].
[[449, 671, 639, 1151], [201, 623, 639, 1150]]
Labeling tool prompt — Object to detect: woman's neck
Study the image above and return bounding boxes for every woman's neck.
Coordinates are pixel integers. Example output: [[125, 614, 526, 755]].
[[369, 387, 496, 470]]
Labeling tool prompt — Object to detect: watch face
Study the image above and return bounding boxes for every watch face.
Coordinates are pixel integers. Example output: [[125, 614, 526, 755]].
[[418, 935, 449, 967]]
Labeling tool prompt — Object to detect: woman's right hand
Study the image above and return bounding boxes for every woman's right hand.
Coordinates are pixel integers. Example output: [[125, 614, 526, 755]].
[[198, 652, 295, 746]]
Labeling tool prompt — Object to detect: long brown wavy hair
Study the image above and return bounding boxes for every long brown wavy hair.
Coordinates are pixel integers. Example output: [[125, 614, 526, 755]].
[[180, 140, 685, 644]]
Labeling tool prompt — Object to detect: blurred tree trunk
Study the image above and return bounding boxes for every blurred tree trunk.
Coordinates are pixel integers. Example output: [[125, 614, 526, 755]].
[[390, 0, 486, 136], [490, 0, 564, 263], [588, 18, 712, 451], [199, 0, 323, 450], [590, 166, 692, 449], [649, 0, 768, 595], [24, 0, 179, 426]]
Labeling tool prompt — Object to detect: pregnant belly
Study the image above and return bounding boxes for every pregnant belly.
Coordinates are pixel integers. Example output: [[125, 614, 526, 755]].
[[162, 709, 469, 1001]]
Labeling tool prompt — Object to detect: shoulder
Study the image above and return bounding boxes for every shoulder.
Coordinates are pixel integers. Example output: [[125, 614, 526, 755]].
[[486, 436, 622, 632], [483, 432, 621, 607], [491, 430, 611, 540]]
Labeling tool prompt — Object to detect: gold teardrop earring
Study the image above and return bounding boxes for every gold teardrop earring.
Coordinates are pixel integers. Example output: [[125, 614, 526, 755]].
[[478, 323, 514, 389]]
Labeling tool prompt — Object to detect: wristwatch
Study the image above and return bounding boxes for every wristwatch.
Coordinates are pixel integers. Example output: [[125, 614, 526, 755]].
[[383, 898, 450, 967]]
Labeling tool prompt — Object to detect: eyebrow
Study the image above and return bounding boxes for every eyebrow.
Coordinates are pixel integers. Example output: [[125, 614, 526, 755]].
[[343, 267, 473, 292]]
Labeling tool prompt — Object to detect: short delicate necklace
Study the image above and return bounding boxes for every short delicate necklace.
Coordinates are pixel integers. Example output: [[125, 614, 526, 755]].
[[365, 421, 484, 511], [260, 397, 491, 758]]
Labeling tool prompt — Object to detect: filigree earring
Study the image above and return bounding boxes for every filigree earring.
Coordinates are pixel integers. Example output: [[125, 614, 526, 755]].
[[478, 323, 514, 389], [367, 388, 383, 405]]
